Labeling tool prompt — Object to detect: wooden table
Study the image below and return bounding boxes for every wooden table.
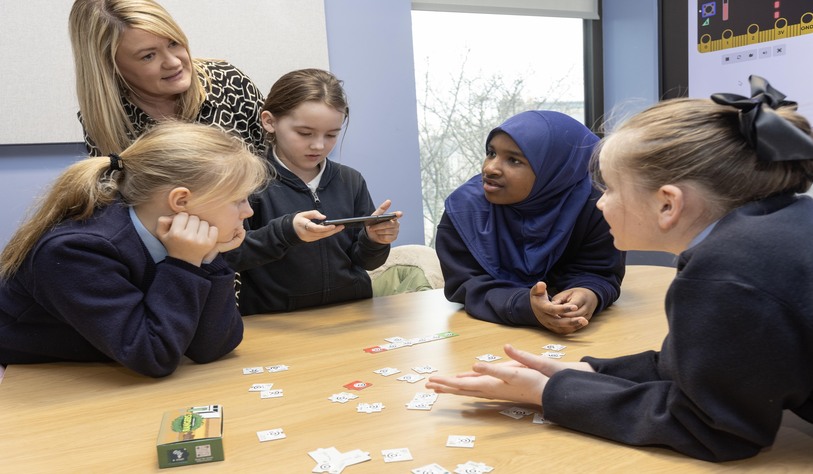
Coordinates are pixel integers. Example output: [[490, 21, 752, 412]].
[[1, 266, 810, 473]]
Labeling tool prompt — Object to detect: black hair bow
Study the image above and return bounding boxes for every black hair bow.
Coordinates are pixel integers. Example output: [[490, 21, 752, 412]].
[[710, 75, 813, 162]]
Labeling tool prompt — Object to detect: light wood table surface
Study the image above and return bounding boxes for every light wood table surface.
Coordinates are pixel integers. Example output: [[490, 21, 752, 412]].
[[1, 265, 811, 473]]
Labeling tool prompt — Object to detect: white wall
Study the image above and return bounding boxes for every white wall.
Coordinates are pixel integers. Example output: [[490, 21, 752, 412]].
[[0, 0, 329, 145]]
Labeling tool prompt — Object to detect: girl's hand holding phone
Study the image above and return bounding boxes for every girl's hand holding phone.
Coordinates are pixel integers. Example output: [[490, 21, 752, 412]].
[[365, 199, 402, 245]]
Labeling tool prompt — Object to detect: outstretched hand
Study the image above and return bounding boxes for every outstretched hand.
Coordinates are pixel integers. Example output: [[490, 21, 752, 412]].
[[424, 344, 594, 406]]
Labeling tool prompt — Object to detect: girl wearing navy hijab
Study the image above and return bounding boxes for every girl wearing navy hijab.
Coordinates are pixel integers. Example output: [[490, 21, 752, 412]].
[[436, 110, 624, 334]]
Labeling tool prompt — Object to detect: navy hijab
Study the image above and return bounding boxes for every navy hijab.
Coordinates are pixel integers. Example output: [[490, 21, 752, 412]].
[[444, 110, 598, 284]]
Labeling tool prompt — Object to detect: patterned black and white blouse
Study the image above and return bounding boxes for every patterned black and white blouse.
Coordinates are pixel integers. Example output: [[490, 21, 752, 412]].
[[79, 59, 267, 156]]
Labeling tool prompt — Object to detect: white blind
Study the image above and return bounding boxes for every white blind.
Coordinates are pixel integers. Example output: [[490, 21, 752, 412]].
[[411, 0, 599, 19]]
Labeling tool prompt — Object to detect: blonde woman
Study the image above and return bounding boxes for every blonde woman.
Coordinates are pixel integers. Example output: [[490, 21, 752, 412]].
[[0, 122, 269, 377], [69, 0, 266, 156]]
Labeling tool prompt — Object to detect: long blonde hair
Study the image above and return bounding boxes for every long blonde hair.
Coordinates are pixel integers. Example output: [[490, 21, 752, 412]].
[[593, 98, 813, 214], [69, 0, 208, 155], [0, 122, 270, 278]]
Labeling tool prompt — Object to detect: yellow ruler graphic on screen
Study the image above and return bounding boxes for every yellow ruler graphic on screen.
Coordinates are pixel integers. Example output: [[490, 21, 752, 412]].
[[698, 13, 813, 53]]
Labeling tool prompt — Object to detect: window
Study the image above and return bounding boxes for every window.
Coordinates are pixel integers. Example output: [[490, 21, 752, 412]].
[[412, 10, 588, 246]]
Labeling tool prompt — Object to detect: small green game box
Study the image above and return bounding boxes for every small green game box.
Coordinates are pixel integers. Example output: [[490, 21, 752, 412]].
[[156, 405, 224, 469]]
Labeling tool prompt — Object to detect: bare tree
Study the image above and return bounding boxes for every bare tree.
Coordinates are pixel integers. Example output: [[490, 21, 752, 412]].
[[417, 54, 582, 246]]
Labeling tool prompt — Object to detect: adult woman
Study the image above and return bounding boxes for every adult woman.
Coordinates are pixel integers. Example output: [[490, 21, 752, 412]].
[[69, 0, 266, 156]]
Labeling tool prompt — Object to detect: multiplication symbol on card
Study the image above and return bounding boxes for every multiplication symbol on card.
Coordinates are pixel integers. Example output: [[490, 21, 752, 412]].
[[343, 380, 373, 390], [475, 354, 501, 362], [446, 435, 475, 448]]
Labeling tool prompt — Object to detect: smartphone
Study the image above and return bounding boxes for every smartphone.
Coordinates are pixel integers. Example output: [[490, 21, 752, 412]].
[[321, 213, 397, 227]]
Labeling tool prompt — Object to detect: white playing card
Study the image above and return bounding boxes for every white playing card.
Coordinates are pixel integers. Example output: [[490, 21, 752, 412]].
[[356, 402, 385, 413], [446, 435, 475, 448], [374, 367, 401, 376], [265, 364, 289, 373], [248, 383, 274, 392], [382, 447, 413, 462], [259, 389, 283, 399], [543, 343, 567, 351], [475, 354, 501, 362], [328, 392, 359, 403], [242, 366, 264, 375], [406, 402, 433, 410], [412, 365, 438, 374], [532, 412, 547, 424], [397, 374, 425, 383], [256, 428, 286, 442], [412, 463, 452, 474], [542, 351, 565, 359], [454, 460, 494, 473]]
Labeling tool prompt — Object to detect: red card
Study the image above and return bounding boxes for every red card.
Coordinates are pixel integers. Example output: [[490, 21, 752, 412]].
[[363, 346, 386, 354], [343, 380, 372, 390]]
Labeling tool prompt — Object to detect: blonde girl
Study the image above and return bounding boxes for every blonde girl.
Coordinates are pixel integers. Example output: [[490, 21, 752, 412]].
[[0, 122, 269, 377]]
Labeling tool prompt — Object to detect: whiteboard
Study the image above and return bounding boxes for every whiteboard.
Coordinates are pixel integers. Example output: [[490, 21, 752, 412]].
[[0, 0, 330, 145], [688, 0, 813, 122]]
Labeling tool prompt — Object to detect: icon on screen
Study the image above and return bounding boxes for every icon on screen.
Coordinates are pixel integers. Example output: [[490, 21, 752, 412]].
[[701, 2, 717, 18]]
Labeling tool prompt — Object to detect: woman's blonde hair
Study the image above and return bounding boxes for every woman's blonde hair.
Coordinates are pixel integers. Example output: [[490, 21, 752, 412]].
[[69, 0, 208, 155], [0, 122, 270, 279], [593, 97, 813, 214], [262, 68, 349, 147]]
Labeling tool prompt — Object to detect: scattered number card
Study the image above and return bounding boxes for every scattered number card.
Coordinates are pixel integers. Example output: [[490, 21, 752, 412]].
[[446, 435, 475, 448], [397, 374, 425, 384], [476, 354, 501, 362], [374, 367, 401, 376], [382, 447, 413, 463], [257, 428, 286, 442], [343, 380, 372, 390], [265, 364, 289, 373]]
